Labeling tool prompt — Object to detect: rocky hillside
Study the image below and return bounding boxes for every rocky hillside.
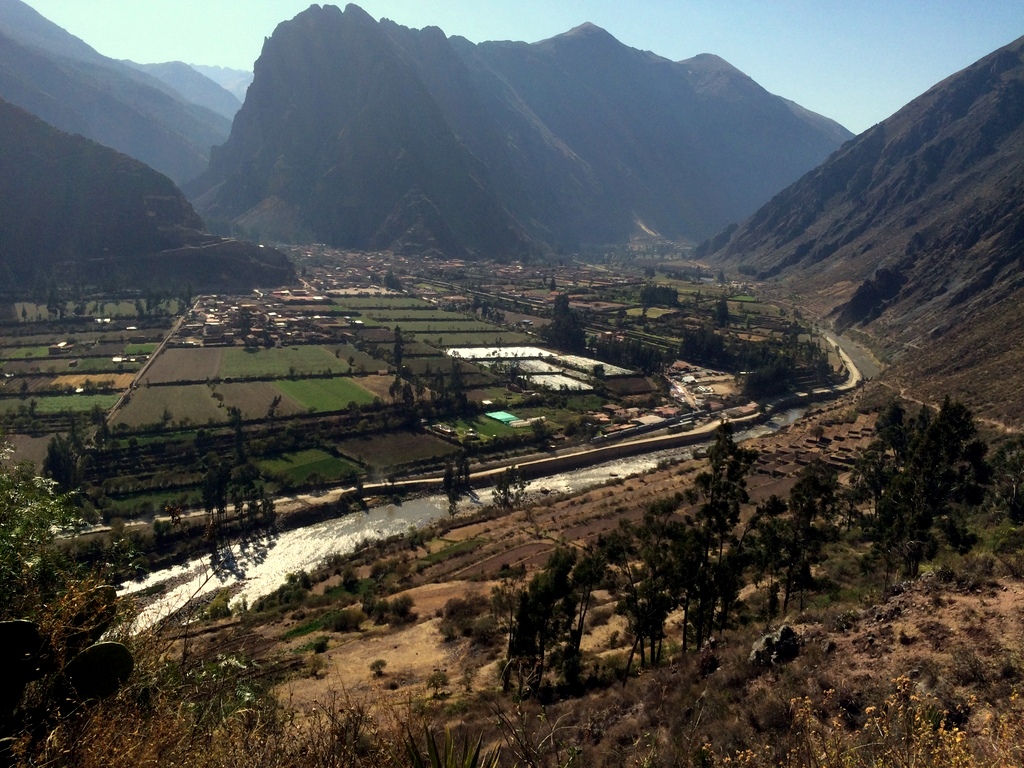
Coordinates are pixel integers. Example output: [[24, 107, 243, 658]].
[[702, 36, 1024, 423], [191, 3, 851, 257], [0, 98, 293, 294], [0, 0, 231, 185]]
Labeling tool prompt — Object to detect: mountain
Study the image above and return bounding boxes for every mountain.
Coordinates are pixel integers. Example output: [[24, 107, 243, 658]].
[[126, 61, 243, 121], [190, 64, 254, 103], [0, 0, 231, 185], [702, 36, 1024, 423], [191, 3, 851, 257], [0, 97, 294, 295]]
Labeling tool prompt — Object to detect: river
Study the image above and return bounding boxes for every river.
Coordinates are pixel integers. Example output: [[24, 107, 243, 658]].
[[121, 408, 806, 627]]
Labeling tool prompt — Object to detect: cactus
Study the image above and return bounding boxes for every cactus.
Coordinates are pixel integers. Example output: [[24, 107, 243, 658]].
[[0, 620, 46, 716], [1, 588, 134, 757], [62, 641, 134, 701]]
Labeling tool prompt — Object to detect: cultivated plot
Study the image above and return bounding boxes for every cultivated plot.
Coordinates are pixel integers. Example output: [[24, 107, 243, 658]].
[[143, 348, 224, 384], [337, 432, 460, 471], [219, 346, 345, 379], [274, 377, 377, 411], [0, 393, 119, 415], [260, 449, 362, 485]]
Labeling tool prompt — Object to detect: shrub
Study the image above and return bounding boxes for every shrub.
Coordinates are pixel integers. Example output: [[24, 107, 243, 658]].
[[327, 607, 365, 633]]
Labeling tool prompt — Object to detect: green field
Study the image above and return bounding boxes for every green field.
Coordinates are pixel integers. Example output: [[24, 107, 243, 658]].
[[337, 431, 459, 470], [0, 346, 52, 359], [274, 377, 377, 411], [416, 331, 536, 347], [260, 449, 362, 484], [219, 346, 346, 379], [104, 488, 200, 517], [124, 343, 158, 355], [453, 415, 516, 439], [0, 393, 119, 415], [361, 309, 474, 322], [332, 297, 431, 310]]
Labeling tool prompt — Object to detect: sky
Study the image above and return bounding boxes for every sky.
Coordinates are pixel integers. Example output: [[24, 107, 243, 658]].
[[21, 0, 1024, 135]]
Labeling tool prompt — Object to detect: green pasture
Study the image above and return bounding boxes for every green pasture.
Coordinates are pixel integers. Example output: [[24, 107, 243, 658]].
[[0, 393, 119, 415], [361, 309, 474, 322], [0, 346, 52, 359], [260, 449, 361, 485], [274, 377, 377, 412], [332, 296, 431, 310], [104, 488, 200, 518], [124, 343, 157, 355]]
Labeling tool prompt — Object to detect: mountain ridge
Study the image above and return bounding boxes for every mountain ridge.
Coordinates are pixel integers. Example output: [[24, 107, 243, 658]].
[[192, 3, 852, 256], [0, 0, 231, 185], [701, 34, 1024, 423], [0, 97, 293, 294]]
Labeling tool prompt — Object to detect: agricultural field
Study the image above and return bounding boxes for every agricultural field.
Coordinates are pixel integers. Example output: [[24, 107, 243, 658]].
[[336, 431, 460, 472], [9, 299, 180, 322], [274, 377, 377, 412], [394, 320, 498, 333], [354, 374, 403, 401], [220, 346, 348, 379], [124, 343, 157, 355], [359, 309, 471, 322], [49, 373, 136, 390], [331, 296, 431, 310], [216, 383, 307, 420], [112, 384, 225, 428], [259, 449, 362, 485], [415, 331, 535, 347], [0, 393, 119, 415], [142, 348, 223, 384], [0, 357, 141, 375], [0, 346, 52, 359]]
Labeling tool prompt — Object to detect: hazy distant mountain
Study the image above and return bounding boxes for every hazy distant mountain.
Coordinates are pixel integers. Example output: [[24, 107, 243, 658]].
[[191, 3, 851, 257], [0, 97, 293, 295], [126, 60, 243, 121], [0, 0, 231, 185], [190, 64, 253, 103], [702, 36, 1024, 422]]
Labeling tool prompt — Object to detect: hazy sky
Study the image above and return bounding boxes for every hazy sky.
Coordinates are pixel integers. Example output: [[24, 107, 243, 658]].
[[21, 0, 1024, 135]]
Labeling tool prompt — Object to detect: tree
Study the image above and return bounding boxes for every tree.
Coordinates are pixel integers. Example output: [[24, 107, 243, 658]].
[[714, 297, 730, 328], [868, 397, 989, 583], [684, 423, 758, 648], [443, 463, 460, 517], [0, 441, 80, 618], [43, 433, 81, 492], [393, 325, 404, 372], [493, 467, 527, 512], [602, 499, 681, 676], [542, 294, 585, 353], [990, 436, 1024, 522], [498, 549, 576, 695], [781, 460, 838, 612]]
